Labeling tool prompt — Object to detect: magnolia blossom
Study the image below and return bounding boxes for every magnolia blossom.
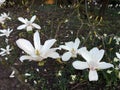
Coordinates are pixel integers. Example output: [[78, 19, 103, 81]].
[[1, 12, 11, 19], [0, 45, 12, 56], [16, 31, 60, 62], [59, 38, 83, 61], [0, 0, 5, 6], [72, 47, 114, 81], [0, 12, 11, 24], [17, 15, 41, 31], [0, 28, 13, 37]]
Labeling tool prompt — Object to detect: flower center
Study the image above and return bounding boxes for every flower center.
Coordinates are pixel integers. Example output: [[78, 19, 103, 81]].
[[5, 31, 9, 37], [89, 61, 98, 71], [71, 48, 76, 57], [27, 21, 32, 26], [90, 66, 96, 71], [35, 50, 40, 56]]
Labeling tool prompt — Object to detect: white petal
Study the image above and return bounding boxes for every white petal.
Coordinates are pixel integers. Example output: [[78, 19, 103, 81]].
[[79, 47, 92, 62], [41, 39, 56, 53], [116, 53, 120, 59], [0, 51, 5, 55], [16, 39, 35, 55], [90, 47, 99, 54], [47, 52, 60, 59], [0, 30, 5, 33], [30, 15, 36, 22], [96, 49, 105, 62], [6, 45, 10, 49], [9, 70, 15, 78], [72, 61, 89, 70], [98, 62, 114, 69], [90, 47, 105, 62], [89, 70, 98, 81], [0, 34, 5, 36], [74, 38, 80, 49], [26, 26, 33, 31], [34, 31, 41, 50], [62, 52, 72, 61], [65, 41, 74, 48], [59, 45, 70, 51], [20, 55, 35, 62], [77, 47, 87, 55], [32, 23, 41, 29], [18, 17, 26, 23], [17, 24, 26, 30]]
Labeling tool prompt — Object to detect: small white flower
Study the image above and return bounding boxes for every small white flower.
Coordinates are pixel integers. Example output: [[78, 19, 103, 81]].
[[25, 79, 28, 83], [0, 12, 11, 24], [57, 70, 62, 76], [33, 80, 37, 84], [0, 0, 5, 6], [118, 11, 120, 15], [0, 45, 12, 56], [59, 38, 84, 61], [114, 57, 119, 62], [25, 73, 31, 76], [72, 47, 114, 81], [1, 12, 11, 20], [17, 15, 41, 31], [9, 70, 15, 78], [0, 28, 13, 37], [71, 75, 76, 81], [114, 36, 120, 45], [107, 70, 112, 74], [115, 66, 119, 70], [16, 31, 60, 62], [5, 57, 8, 60], [36, 68, 39, 72]]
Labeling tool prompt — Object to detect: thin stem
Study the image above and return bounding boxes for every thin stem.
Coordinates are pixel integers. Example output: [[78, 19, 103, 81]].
[[85, 0, 91, 24], [76, 5, 84, 37], [54, 20, 63, 39]]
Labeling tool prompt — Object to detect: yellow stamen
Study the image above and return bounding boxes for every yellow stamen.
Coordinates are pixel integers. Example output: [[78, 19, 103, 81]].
[[35, 50, 40, 56]]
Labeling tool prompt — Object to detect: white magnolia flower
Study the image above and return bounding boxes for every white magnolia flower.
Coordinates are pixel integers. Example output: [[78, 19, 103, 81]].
[[0, 12, 11, 24], [0, 0, 5, 6], [0, 28, 13, 37], [16, 31, 60, 62], [72, 47, 114, 81], [0, 45, 12, 56], [1, 12, 11, 20], [59, 38, 83, 61], [17, 15, 41, 31]]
